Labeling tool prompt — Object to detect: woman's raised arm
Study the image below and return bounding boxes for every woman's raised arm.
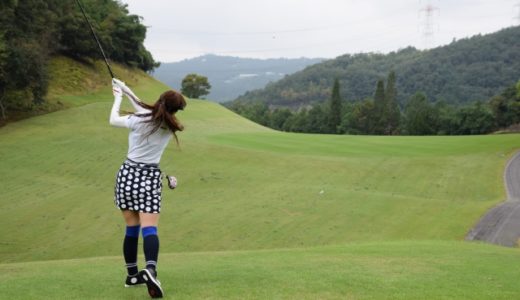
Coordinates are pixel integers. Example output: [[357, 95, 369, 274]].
[[112, 78, 149, 114], [109, 82, 130, 128]]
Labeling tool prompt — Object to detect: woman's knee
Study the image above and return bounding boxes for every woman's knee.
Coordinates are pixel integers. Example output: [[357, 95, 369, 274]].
[[122, 210, 140, 226], [139, 212, 160, 227]]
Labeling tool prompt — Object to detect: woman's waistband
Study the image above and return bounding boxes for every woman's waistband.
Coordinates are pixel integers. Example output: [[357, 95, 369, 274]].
[[124, 158, 160, 170]]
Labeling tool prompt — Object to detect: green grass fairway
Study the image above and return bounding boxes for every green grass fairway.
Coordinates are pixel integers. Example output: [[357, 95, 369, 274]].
[[2, 59, 520, 298], [2, 241, 520, 299], [1, 74, 520, 263]]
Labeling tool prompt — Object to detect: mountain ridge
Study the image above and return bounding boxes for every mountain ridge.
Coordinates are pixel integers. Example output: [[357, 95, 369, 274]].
[[233, 26, 520, 108], [153, 54, 324, 102]]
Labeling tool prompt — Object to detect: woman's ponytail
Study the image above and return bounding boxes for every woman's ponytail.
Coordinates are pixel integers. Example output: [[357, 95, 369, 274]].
[[144, 90, 186, 144]]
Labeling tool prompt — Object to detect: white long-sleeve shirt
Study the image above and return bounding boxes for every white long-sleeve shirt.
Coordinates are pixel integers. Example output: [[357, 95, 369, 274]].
[[110, 88, 172, 164]]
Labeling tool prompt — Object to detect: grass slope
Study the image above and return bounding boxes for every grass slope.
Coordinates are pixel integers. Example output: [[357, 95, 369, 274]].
[[2, 241, 520, 299], [1, 68, 520, 264], [46, 56, 154, 107], [2, 56, 152, 125], [3, 58, 520, 299]]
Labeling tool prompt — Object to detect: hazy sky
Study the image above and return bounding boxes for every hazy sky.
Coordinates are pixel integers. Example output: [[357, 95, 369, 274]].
[[121, 0, 520, 62]]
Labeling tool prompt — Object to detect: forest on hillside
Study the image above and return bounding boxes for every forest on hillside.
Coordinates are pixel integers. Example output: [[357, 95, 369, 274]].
[[0, 0, 157, 121], [233, 26, 520, 108], [228, 73, 520, 136]]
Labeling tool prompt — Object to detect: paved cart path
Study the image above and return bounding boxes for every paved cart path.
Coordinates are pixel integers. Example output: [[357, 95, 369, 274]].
[[466, 151, 520, 247]]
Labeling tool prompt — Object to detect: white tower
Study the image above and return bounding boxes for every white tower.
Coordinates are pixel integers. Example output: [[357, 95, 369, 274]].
[[419, 1, 440, 49], [515, 2, 520, 25]]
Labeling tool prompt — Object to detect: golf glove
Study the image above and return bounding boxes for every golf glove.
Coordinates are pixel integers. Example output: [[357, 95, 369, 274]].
[[112, 78, 126, 88], [112, 82, 122, 97], [112, 78, 139, 100]]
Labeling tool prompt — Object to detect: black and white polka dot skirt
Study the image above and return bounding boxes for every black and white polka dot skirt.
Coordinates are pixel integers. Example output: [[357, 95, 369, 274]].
[[114, 158, 163, 213]]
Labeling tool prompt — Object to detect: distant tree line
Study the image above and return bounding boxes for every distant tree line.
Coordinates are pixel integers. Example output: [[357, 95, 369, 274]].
[[227, 72, 520, 135], [0, 0, 157, 120]]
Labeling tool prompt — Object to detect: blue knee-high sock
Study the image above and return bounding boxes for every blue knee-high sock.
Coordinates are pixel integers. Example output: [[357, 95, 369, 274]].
[[123, 225, 140, 276], [142, 226, 159, 271]]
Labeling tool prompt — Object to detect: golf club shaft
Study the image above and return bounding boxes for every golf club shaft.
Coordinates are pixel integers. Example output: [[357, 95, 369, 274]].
[[76, 0, 115, 78]]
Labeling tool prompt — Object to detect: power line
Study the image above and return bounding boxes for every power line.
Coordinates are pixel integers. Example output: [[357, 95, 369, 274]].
[[149, 10, 416, 37], [149, 24, 417, 56]]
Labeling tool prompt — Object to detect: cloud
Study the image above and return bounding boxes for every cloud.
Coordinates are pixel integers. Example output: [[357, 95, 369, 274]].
[[122, 0, 519, 62]]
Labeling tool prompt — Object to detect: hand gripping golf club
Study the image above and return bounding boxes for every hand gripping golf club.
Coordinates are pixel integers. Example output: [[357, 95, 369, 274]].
[[76, 0, 115, 78]]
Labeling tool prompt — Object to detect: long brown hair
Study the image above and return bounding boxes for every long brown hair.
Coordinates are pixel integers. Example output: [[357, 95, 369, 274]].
[[127, 90, 187, 144]]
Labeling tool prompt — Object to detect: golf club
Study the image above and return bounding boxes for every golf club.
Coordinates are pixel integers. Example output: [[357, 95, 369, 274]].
[[76, 0, 115, 78]]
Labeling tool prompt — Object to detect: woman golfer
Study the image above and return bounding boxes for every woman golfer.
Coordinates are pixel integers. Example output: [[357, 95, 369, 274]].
[[110, 78, 186, 298]]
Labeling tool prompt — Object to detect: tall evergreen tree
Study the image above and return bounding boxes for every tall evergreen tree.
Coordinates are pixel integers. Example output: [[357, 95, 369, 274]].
[[328, 78, 342, 133], [349, 99, 375, 134], [384, 71, 400, 134], [373, 79, 386, 134], [489, 95, 509, 128], [404, 92, 438, 135]]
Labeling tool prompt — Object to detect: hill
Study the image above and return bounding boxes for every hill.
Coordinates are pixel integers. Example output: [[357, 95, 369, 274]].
[[233, 26, 520, 108], [3, 57, 520, 298], [0, 0, 157, 123], [1, 59, 520, 263], [153, 54, 323, 102]]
